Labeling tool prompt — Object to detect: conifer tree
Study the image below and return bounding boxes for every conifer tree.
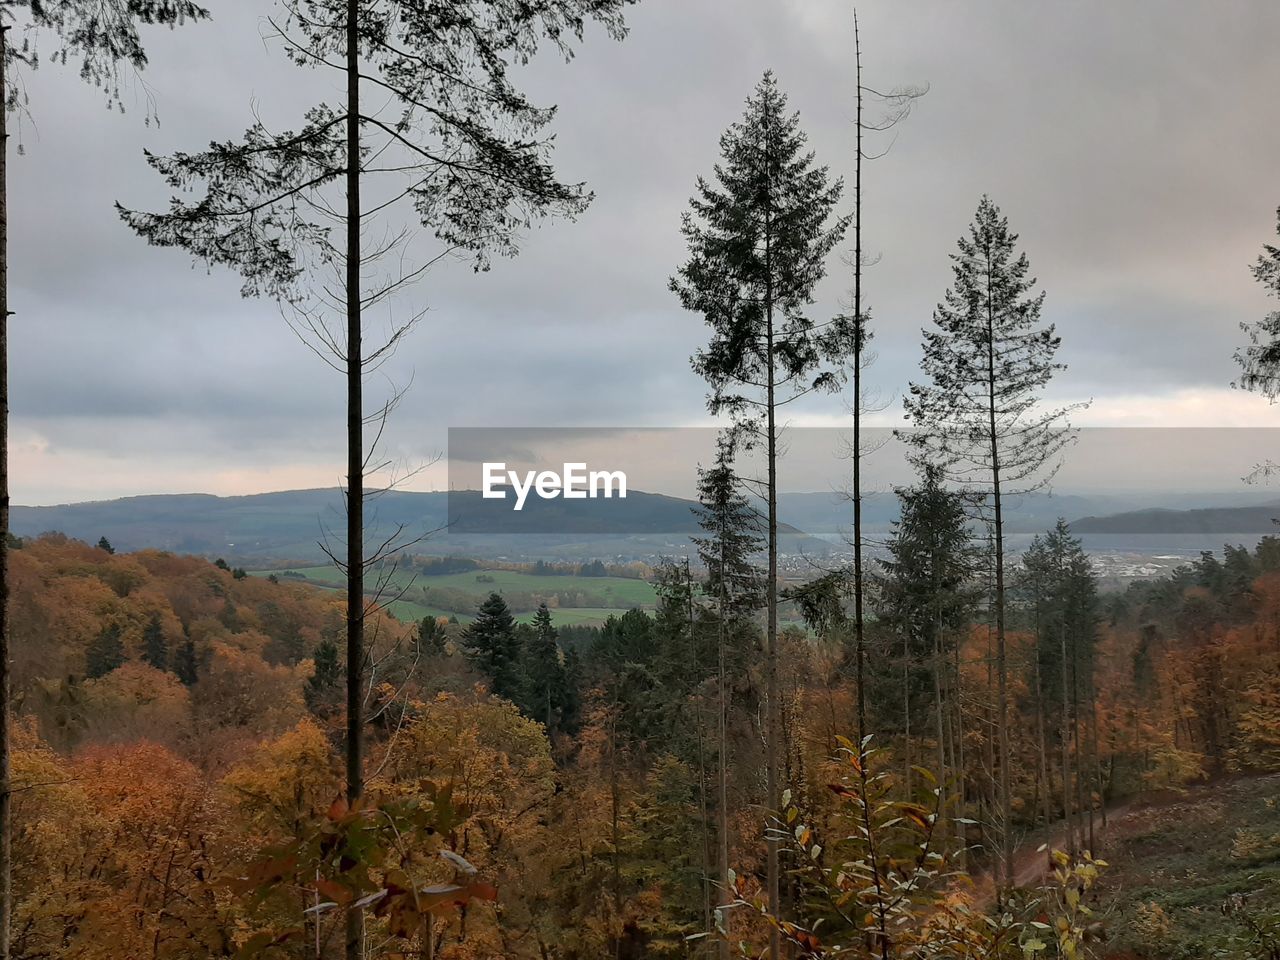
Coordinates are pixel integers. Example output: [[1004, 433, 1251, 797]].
[[692, 435, 762, 955], [1235, 207, 1280, 399], [85, 623, 125, 679], [671, 72, 849, 938], [463, 593, 522, 703], [522, 602, 570, 735], [876, 466, 975, 814], [902, 196, 1078, 890], [141, 613, 167, 672], [173, 634, 199, 687], [118, 14, 634, 952], [305, 638, 342, 716]]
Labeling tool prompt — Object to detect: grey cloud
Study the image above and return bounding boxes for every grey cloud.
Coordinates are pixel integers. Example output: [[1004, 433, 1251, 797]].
[[10, 0, 1280, 504]]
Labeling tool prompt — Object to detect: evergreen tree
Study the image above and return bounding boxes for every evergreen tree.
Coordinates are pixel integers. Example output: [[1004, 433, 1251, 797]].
[[305, 639, 343, 716], [671, 72, 850, 938], [96, 537, 114, 555], [416, 616, 447, 657], [1021, 520, 1100, 854], [692, 435, 763, 947], [85, 623, 125, 679], [462, 593, 523, 702], [174, 635, 199, 687], [141, 613, 167, 672], [122, 23, 633, 926], [1234, 206, 1280, 400], [521, 603, 571, 735], [901, 196, 1078, 889], [875, 467, 976, 788]]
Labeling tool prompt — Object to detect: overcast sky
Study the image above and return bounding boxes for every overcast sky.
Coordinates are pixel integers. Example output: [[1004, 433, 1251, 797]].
[[10, 0, 1280, 505]]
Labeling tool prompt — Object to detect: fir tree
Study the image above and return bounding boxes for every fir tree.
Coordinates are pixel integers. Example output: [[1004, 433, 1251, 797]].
[[174, 635, 199, 687], [416, 616, 447, 657], [875, 466, 976, 811], [692, 434, 763, 947], [96, 537, 114, 555], [141, 613, 167, 672], [521, 603, 570, 735], [1235, 207, 1280, 399], [671, 73, 850, 937], [305, 639, 342, 716], [86, 624, 125, 679], [462, 593, 522, 702], [901, 196, 1078, 890]]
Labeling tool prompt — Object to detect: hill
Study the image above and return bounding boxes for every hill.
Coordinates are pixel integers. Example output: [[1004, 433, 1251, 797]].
[[1072, 502, 1280, 534], [11, 488, 827, 563]]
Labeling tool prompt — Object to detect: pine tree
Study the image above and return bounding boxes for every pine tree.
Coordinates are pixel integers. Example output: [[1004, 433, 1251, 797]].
[[96, 537, 114, 555], [692, 435, 763, 951], [119, 14, 634, 953], [416, 616, 447, 657], [521, 603, 569, 735], [174, 635, 199, 687], [876, 466, 975, 816], [1021, 520, 1099, 855], [1235, 207, 1280, 398], [141, 613, 167, 672], [463, 593, 523, 703], [85, 623, 125, 679], [902, 196, 1079, 891], [671, 73, 849, 939], [305, 639, 343, 716]]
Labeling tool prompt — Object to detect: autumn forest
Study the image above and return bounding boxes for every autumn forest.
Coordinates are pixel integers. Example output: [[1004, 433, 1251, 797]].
[[4, 2, 1280, 960]]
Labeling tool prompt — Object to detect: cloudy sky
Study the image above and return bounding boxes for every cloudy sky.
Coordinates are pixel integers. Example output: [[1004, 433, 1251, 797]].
[[10, 0, 1280, 505]]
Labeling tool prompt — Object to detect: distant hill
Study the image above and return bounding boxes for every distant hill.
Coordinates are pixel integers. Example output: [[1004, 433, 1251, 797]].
[[1071, 502, 1280, 534], [11, 488, 823, 563], [16, 486, 1280, 562]]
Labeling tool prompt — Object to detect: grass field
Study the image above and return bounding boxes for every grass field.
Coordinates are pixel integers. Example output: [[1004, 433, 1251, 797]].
[[253, 564, 657, 627]]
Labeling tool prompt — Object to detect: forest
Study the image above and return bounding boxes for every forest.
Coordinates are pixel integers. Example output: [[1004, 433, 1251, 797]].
[[3, 1, 1280, 960]]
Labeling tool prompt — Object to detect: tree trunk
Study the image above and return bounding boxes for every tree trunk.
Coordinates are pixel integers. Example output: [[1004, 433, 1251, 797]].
[[852, 9, 867, 746], [0, 24, 10, 960], [1060, 626, 1075, 859], [717, 576, 731, 960], [763, 141, 781, 960], [344, 1, 364, 955], [984, 251, 1013, 891]]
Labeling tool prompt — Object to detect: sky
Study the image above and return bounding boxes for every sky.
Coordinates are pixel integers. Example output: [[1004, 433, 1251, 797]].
[[10, 0, 1280, 505]]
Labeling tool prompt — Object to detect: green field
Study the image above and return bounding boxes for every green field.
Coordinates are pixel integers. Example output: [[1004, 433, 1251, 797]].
[[254, 564, 657, 627]]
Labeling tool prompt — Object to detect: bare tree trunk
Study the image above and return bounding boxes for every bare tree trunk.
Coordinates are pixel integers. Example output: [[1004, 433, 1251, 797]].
[[851, 8, 867, 747], [344, 2, 364, 955], [717, 586, 731, 960], [696, 704, 713, 949], [1060, 627, 1075, 859], [933, 623, 948, 850], [0, 24, 10, 960]]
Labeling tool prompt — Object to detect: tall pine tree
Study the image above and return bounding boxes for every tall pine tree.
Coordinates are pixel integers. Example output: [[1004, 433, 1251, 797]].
[[671, 73, 849, 939], [902, 196, 1078, 891], [118, 12, 635, 951]]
